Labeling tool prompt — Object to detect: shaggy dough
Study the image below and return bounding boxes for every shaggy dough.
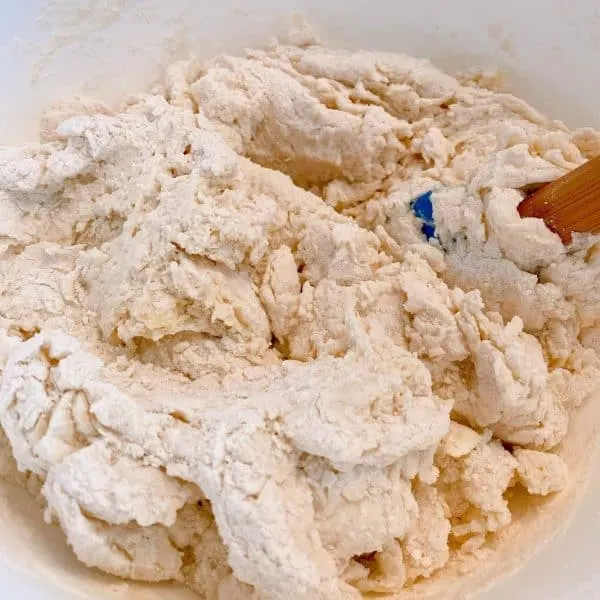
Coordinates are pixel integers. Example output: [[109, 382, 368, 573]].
[[1, 35, 600, 600]]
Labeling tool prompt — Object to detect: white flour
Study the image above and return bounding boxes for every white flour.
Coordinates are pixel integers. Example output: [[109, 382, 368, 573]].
[[1, 35, 600, 600]]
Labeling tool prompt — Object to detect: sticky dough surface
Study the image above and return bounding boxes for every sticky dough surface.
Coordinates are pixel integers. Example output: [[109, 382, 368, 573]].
[[1, 35, 600, 600]]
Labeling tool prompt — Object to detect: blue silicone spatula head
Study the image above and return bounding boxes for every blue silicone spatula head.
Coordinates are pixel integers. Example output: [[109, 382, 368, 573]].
[[410, 190, 436, 240]]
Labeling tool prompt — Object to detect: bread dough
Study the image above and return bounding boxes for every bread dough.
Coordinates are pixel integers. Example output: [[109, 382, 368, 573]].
[[1, 35, 600, 600]]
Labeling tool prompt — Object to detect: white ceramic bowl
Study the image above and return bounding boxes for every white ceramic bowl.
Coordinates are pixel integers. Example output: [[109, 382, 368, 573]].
[[1, 1, 600, 598]]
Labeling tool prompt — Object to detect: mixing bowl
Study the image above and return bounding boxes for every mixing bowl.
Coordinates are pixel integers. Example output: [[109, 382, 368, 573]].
[[1, 1, 600, 599]]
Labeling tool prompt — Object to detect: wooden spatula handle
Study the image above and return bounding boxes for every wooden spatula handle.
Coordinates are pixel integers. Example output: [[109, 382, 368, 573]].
[[518, 154, 600, 243]]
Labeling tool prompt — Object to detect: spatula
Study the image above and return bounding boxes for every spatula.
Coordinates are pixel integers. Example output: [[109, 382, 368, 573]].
[[410, 154, 600, 244], [517, 154, 600, 243]]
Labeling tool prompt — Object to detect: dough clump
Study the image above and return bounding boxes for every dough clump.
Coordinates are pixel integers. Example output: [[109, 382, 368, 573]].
[[1, 35, 600, 600]]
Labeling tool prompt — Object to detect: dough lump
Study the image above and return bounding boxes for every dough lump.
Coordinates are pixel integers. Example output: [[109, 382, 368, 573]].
[[1, 34, 600, 600]]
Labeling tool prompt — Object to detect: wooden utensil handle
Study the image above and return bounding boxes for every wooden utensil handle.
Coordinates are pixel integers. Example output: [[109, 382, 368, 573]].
[[518, 154, 600, 243]]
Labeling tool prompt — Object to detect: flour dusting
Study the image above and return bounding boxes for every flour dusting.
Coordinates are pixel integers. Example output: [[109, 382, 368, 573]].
[[1, 32, 600, 600]]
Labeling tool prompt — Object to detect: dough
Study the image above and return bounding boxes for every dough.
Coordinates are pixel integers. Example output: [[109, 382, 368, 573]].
[[1, 34, 600, 600]]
